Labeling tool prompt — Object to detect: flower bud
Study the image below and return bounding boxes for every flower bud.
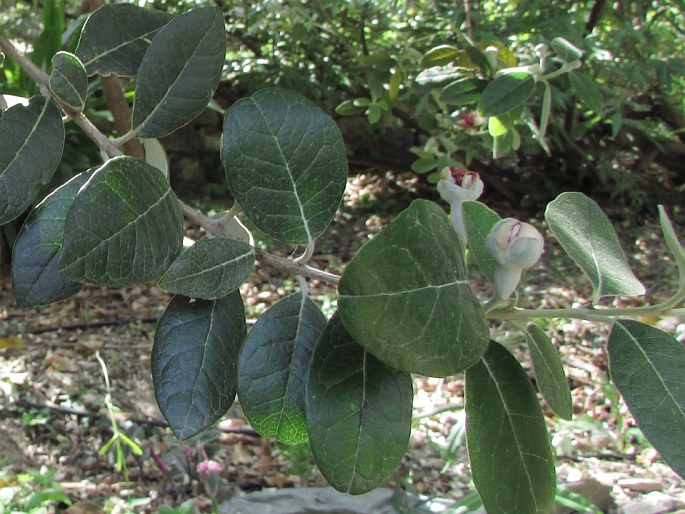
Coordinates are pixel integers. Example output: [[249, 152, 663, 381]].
[[486, 218, 544, 300], [437, 166, 483, 242], [197, 458, 222, 476]]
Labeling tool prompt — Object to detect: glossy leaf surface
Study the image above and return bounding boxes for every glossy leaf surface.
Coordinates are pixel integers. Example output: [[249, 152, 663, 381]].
[[131, 6, 225, 137], [466, 341, 556, 514], [419, 45, 461, 67], [463, 200, 500, 283], [545, 192, 645, 303], [12, 170, 93, 308], [153, 292, 246, 440], [440, 78, 487, 106], [338, 199, 488, 376], [526, 324, 573, 420], [60, 156, 183, 287], [608, 320, 685, 478], [478, 73, 535, 117], [237, 292, 326, 444], [159, 238, 254, 300], [0, 98, 64, 224], [222, 88, 347, 245], [76, 4, 173, 76], [49, 52, 88, 111], [306, 314, 413, 494]]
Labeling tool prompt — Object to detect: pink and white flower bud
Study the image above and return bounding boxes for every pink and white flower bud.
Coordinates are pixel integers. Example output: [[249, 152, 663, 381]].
[[437, 166, 484, 242], [486, 218, 544, 300], [197, 458, 222, 476]]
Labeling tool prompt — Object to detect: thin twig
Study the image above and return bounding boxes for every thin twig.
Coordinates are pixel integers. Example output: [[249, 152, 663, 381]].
[[1, 33, 340, 287], [0, 34, 122, 159], [7, 399, 260, 437], [179, 200, 341, 285]]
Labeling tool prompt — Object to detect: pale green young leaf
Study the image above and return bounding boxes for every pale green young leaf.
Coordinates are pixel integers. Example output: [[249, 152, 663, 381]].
[[153, 292, 246, 440], [551, 37, 583, 62], [478, 73, 536, 117], [463, 201, 501, 283], [526, 324, 573, 420], [131, 6, 225, 137], [222, 88, 348, 245], [237, 292, 326, 444], [608, 320, 685, 478], [539, 81, 552, 138], [142, 138, 169, 178], [75, 4, 173, 76], [545, 192, 645, 303], [158, 237, 254, 300], [338, 199, 489, 377], [49, 51, 88, 112], [466, 341, 556, 514], [306, 314, 413, 494], [60, 156, 183, 287], [419, 45, 461, 67], [12, 169, 93, 308], [0, 98, 64, 224]]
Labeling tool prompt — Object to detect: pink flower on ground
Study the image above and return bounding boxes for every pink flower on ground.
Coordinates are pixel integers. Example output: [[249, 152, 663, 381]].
[[197, 459, 222, 476]]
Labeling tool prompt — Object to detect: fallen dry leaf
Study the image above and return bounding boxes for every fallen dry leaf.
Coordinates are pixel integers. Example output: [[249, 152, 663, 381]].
[[42, 349, 79, 372]]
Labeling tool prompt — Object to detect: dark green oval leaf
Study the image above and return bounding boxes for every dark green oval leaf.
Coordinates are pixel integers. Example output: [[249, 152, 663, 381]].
[[60, 156, 183, 287], [545, 192, 645, 303], [222, 88, 348, 245], [466, 341, 556, 514], [153, 292, 246, 440], [463, 201, 501, 284], [569, 72, 603, 113], [338, 199, 489, 377], [76, 4, 173, 76], [608, 320, 685, 478], [526, 324, 573, 420], [237, 292, 326, 444], [49, 51, 88, 111], [440, 78, 487, 106], [131, 6, 226, 137], [12, 169, 94, 308], [0, 98, 64, 224], [306, 314, 413, 494], [159, 238, 254, 300], [478, 73, 536, 117]]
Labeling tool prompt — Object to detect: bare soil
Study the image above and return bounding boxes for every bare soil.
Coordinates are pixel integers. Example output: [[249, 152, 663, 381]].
[[1, 171, 684, 513]]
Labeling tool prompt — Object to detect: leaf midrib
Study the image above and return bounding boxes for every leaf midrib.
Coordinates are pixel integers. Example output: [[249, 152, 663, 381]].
[[481, 354, 540, 511], [131, 10, 217, 136], [615, 322, 685, 424], [251, 97, 313, 246], [339, 280, 469, 299], [64, 182, 173, 271]]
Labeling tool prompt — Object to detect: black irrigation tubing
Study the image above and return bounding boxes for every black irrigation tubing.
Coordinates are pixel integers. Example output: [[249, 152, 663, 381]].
[[6, 399, 261, 438], [26, 317, 160, 335], [25, 316, 257, 335], [558, 453, 636, 462]]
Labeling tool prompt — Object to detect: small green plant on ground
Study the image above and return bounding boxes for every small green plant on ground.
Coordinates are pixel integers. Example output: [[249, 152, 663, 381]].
[[94, 351, 144, 481], [1, 4, 684, 514], [0, 468, 71, 512]]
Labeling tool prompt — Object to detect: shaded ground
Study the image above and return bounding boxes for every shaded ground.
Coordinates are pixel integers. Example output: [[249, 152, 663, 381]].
[[0, 171, 684, 513]]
